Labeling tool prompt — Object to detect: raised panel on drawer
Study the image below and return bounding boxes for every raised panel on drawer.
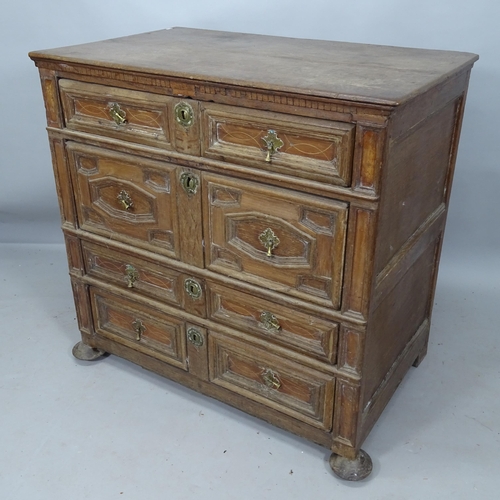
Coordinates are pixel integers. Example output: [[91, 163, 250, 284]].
[[208, 331, 335, 430], [202, 173, 348, 308], [67, 142, 181, 258], [201, 103, 354, 185], [59, 79, 173, 149], [90, 287, 187, 369], [82, 240, 207, 318], [207, 281, 338, 363], [82, 240, 184, 308]]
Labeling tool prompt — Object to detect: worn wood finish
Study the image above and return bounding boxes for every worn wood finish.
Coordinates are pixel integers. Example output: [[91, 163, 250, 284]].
[[30, 28, 477, 480], [201, 103, 354, 185]]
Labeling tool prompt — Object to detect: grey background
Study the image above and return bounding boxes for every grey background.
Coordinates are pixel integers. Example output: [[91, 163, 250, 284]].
[[1, 0, 499, 264], [1, 2, 499, 499]]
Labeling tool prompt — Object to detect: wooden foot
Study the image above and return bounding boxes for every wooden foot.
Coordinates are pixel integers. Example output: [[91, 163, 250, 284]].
[[412, 343, 428, 367], [329, 449, 373, 481], [72, 341, 106, 361]]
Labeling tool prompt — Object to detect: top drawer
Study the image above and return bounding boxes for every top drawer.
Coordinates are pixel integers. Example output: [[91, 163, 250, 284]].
[[59, 80, 174, 149], [201, 103, 354, 186]]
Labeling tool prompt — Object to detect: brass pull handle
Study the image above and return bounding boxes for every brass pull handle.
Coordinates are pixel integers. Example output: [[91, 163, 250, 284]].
[[132, 319, 145, 341], [180, 172, 199, 195], [184, 278, 202, 300], [187, 328, 204, 347], [108, 102, 127, 125], [259, 228, 280, 257], [262, 130, 284, 163], [260, 311, 281, 331], [262, 369, 281, 390], [175, 102, 194, 127], [124, 264, 139, 288], [117, 190, 134, 211]]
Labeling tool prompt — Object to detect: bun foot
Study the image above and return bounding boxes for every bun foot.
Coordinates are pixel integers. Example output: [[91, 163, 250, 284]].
[[72, 341, 106, 361], [329, 449, 373, 481]]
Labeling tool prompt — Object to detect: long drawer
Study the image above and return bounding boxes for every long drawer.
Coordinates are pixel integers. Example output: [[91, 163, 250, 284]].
[[209, 331, 335, 430], [207, 281, 338, 363]]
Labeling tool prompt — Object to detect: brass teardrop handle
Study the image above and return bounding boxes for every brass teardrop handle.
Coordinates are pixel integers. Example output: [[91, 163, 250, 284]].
[[262, 368, 281, 390], [260, 311, 281, 332], [132, 319, 145, 341], [259, 228, 280, 257], [262, 130, 284, 163], [124, 264, 139, 288], [117, 190, 134, 211], [108, 102, 127, 125]]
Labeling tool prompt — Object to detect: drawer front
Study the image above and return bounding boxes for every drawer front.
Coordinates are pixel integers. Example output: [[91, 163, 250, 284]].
[[60, 80, 173, 149], [82, 240, 207, 318], [201, 103, 354, 185], [209, 332, 335, 430], [67, 142, 182, 258], [207, 282, 338, 363], [90, 287, 187, 369], [203, 173, 348, 308]]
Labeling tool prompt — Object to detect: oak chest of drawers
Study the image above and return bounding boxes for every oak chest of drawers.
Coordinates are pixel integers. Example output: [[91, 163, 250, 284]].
[[29, 28, 477, 481]]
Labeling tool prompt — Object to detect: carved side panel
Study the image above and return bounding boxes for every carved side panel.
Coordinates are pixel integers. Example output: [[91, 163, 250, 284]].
[[48, 136, 76, 228], [351, 124, 386, 195], [341, 207, 376, 320], [38, 68, 62, 128], [332, 380, 362, 451]]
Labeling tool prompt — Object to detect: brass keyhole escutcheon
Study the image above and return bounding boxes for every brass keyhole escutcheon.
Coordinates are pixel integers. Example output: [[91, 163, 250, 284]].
[[184, 278, 202, 300], [259, 228, 280, 257], [260, 311, 281, 332], [117, 190, 134, 211], [187, 328, 204, 347], [132, 319, 145, 341], [175, 102, 194, 127], [262, 369, 281, 390], [124, 264, 139, 288], [262, 130, 284, 163], [108, 102, 127, 125], [180, 172, 199, 195]]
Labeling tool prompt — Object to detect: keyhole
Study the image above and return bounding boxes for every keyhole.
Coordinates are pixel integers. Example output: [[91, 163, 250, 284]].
[[181, 109, 187, 120]]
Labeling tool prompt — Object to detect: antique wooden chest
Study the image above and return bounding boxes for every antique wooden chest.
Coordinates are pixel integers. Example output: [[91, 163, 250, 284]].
[[29, 28, 477, 480]]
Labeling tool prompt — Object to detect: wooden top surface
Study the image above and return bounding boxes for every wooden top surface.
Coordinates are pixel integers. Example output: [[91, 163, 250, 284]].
[[29, 28, 478, 106]]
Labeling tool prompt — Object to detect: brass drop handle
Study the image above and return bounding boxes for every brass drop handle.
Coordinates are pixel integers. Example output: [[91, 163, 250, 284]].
[[262, 368, 281, 390], [259, 228, 280, 257], [108, 102, 127, 125], [260, 311, 281, 332], [262, 130, 284, 163], [132, 319, 145, 341], [124, 264, 139, 288], [117, 190, 134, 211]]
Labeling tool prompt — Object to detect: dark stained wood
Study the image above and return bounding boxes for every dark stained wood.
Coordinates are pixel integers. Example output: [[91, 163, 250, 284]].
[[30, 29, 477, 477]]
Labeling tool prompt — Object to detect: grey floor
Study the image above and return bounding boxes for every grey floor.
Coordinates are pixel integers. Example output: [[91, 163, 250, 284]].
[[1, 243, 498, 500]]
